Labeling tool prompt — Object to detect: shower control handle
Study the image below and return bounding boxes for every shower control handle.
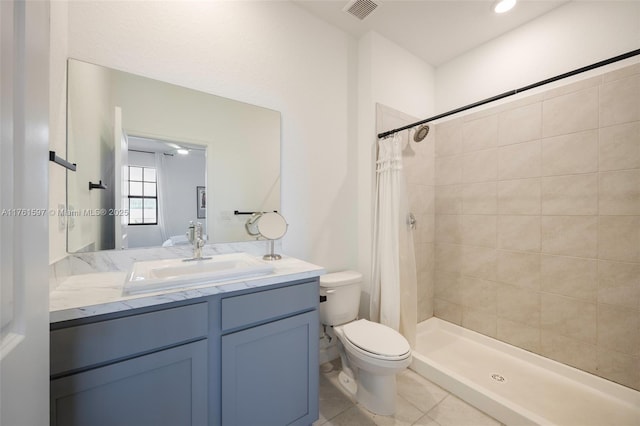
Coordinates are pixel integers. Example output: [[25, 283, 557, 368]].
[[408, 212, 417, 230]]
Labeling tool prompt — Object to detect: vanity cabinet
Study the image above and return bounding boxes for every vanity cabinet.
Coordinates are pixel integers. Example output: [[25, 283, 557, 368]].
[[50, 303, 209, 426], [50, 278, 319, 426], [219, 282, 319, 426]]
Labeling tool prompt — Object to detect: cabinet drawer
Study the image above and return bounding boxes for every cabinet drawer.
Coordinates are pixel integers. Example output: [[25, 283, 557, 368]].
[[51, 303, 208, 376], [221, 280, 318, 332]]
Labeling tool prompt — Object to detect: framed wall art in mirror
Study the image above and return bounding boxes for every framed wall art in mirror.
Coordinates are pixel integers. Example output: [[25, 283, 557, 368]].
[[197, 186, 206, 219]]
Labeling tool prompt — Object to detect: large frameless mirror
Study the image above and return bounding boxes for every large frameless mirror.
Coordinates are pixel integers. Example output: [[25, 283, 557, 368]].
[[64, 59, 281, 253]]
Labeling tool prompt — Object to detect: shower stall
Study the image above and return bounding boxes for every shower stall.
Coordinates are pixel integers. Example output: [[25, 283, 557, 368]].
[[378, 55, 640, 424]]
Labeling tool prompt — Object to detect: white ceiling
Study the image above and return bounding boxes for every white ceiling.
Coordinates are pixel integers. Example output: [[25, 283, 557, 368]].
[[293, 0, 569, 66], [128, 136, 205, 155]]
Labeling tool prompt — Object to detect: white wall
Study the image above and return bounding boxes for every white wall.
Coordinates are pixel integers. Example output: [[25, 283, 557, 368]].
[[60, 1, 359, 271], [162, 152, 206, 239], [436, 1, 640, 112], [357, 32, 435, 316], [49, 0, 68, 263], [65, 58, 114, 253], [370, 33, 436, 119]]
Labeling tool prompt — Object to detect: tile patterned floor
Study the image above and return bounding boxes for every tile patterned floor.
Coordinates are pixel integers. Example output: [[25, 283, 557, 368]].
[[314, 360, 503, 426]]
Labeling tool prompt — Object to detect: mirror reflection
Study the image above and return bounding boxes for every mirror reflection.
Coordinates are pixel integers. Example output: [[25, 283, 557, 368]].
[[65, 59, 281, 253], [127, 136, 206, 249]]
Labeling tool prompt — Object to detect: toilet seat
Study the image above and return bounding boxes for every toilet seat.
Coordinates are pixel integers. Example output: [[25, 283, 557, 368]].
[[341, 319, 411, 361]]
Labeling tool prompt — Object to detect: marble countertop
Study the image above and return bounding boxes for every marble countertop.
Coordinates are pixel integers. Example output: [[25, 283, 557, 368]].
[[50, 255, 325, 323]]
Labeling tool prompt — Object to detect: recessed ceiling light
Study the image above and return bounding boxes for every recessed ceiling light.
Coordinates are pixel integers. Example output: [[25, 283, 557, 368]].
[[177, 148, 189, 155], [494, 0, 516, 14]]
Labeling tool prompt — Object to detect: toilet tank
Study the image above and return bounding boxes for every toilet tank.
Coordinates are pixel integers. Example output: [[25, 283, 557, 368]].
[[319, 271, 362, 326]]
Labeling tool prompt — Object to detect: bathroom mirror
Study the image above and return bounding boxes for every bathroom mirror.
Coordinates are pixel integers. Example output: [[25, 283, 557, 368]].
[[65, 59, 281, 252]]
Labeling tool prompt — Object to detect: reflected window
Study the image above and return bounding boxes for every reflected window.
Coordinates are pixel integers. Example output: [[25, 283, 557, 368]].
[[128, 166, 158, 225]]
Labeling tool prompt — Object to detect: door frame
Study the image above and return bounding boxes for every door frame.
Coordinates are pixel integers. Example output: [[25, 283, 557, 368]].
[[0, 1, 51, 425]]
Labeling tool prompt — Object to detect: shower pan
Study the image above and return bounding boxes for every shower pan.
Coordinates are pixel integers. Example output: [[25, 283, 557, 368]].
[[411, 318, 640, 426]]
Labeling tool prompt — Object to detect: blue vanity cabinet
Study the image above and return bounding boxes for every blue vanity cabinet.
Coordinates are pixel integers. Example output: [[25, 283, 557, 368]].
[[50, 303, 210, 426], [219, 281, 319, 426], [50, 277, 320, 426]]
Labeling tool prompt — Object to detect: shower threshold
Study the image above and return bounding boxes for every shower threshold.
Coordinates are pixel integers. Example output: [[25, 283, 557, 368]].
[[410, 318, 640, 426]]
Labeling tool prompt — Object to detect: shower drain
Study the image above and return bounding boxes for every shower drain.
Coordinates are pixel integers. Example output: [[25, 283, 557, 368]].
[[491, 374, 505, 382]]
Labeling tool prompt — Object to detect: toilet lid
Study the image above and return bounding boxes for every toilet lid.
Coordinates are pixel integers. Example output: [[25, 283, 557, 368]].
[[342, 319, 411, 358]]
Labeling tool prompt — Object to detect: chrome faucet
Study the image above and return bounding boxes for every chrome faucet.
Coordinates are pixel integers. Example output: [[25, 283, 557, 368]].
[[184, 221, 209, 261]]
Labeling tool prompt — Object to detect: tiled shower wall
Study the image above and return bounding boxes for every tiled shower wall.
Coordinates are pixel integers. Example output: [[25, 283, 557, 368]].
[[431, 63, 640, 390], [403, 128, 435, 323]]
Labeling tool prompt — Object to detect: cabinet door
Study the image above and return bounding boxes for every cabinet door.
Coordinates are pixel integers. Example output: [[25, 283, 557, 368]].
[[51, 340, 208, 426], [221, 310, 319, 426]]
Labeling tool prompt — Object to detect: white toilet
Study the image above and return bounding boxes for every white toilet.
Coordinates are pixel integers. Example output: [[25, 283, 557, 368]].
[[319, 271, 412, 416]]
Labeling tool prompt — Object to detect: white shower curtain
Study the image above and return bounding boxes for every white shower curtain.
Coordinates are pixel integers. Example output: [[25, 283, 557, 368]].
[[370, 133, 418, 347]]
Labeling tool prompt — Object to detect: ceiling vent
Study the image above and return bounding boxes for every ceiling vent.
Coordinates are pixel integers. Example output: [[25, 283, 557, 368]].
[[343, 0, 380, 21]]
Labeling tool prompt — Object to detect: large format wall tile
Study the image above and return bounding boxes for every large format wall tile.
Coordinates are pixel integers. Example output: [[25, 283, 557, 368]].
[[498, 215, 541, 252], [435, 118, 463, 157], [498, 140, 541, 180], [496, 250, 541, 290], [435, 155, 462, 185], [540, 293, 597, 344], [461, 215, 497, 248], [496, 284, 540, 327], [462, 114, 498, 153], [498, 102, 542, 146], [541, 215, 598, 258], [540, 254, 598, 302], [597, 260, 640, 310], [461, 245, 497, 281], [596, 348, 640, 390], [541, 130, 598, 176], [497, 318, 541, 353], [598, 216, 640, 262], [435, 184, 462, 214], [542, 87, 599, 137], [540, 331, 598, 373], [460, 276, 498, 314], [462, 182, 497, 214], [462, 149, 497, 183], [597, 304, 640, 356], [463, 307, 497, 338], [598, 121, 640, 171], [599, 169, 640, 215], [541, 174, 598, 215], [600, 74, 640, 127], [497, 178, 541, 215], [430, 63, 640, 391], [435, 214, 461, 244]]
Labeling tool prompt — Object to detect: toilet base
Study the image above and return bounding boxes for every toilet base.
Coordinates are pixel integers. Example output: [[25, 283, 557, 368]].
[[355, 370, 397, 416], [338, 370, 358, 396]]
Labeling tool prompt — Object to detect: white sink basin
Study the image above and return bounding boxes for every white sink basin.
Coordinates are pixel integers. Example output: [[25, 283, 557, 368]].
[[123, 253, 274, 295]]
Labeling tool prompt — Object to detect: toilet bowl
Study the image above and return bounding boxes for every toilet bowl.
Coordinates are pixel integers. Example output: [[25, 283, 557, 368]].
[[320, 271, 412, 415]]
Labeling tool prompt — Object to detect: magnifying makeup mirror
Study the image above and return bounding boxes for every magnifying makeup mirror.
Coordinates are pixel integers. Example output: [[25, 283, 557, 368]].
[[245, 212, 288, 260]]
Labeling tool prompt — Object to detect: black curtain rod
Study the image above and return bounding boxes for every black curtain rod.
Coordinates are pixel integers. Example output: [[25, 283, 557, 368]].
[[378, 48, 640, 139]]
